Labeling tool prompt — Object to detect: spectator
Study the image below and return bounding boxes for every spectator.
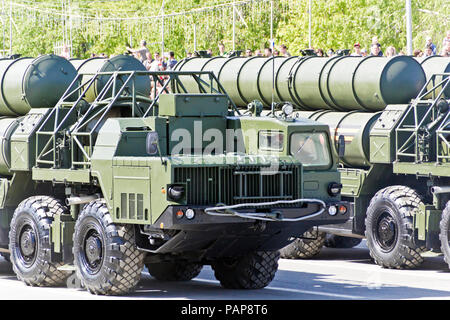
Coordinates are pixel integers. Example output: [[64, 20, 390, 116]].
[[361, 48, 368, 57], [442, 31, 450, 49], [90, 53, 96, 58], [218, 43, 227, 56], [370, 43, 382, 56], [206, 49, 213, 57], [126, 40, 150, 63], [255, 49, 263, 56], [167, 51, 178, 70], [60, 44, 70, 59], [245, 49, 253, 57], [425, 36, 437, 55], [315, 48, 324, 57], [423, 44, 433, 57], [385, 46, 396, 57], [280, 44, 291, 57], [327, 48, 335, 57], [371, 36, 383, 56], [413, 49, 423, 57], [264, 47, 272, 57], [273, 49, 280, 56], [441, 41, 450, 57], [150, 52, 162, 71], [350, 43, 362, 56], [143, 52, 153, 70]]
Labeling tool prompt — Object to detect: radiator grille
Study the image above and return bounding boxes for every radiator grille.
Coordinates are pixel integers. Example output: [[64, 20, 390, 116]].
[[173, 165, 301, 206]]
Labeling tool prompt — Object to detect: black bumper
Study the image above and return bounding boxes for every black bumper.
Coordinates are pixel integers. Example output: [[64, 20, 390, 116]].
[[136, 201, 351, 259]]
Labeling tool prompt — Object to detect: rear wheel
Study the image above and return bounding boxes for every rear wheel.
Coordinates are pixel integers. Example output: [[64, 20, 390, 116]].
[[73, 200, 145, 295], [324, 234, 362, 249], [439, 201, 450, 269], [146, 261, 203, 281], [280, 229, 326, 259], [8, 196, 69, 286], [212, 251, 279, 289], [365, 186, 424, 269]]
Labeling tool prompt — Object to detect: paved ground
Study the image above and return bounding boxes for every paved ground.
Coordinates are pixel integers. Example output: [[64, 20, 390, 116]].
[[1, 241, 450, 300]]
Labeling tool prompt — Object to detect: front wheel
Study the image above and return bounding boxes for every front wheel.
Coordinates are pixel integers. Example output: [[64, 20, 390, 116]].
[[212, 251, 279, 289], [365, 186, 424, 269], [73, 200, 145, 295]]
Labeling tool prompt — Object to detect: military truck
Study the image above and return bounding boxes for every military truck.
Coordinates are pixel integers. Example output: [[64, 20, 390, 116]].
[[175, 54, 450, 270], [0, 54, 350, 295]]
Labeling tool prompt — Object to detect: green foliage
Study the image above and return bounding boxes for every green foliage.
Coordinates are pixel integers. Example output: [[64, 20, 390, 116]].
[[1, 0, 448, 59]]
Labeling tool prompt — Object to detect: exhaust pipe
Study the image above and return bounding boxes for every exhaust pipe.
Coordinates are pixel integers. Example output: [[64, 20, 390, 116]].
[[431, 186, 450, 194], [66, 193, 101, 206]]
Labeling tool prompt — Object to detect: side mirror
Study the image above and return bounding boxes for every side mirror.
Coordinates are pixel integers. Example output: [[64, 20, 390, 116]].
[[146, 132, 159, 155], [337, 135, 345, 158]]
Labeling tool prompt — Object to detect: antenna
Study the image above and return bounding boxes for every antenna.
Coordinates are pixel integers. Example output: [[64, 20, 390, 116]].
[[270, 0, 275, 116]]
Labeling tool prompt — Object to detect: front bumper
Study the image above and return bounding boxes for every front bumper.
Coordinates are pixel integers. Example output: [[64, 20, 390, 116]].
[[136, 201, 351, 259]]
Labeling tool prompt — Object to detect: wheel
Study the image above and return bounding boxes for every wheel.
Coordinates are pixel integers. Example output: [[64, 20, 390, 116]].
[[279, 229, 326, 259], [439, 201, 450, 269], [365, 186, 424, 269], [73, 199, 145, 295], [324, 234, 362, 248], [146, 261, 203, 281], [8, 196, 69, 286], [212, 251, 279, 289]]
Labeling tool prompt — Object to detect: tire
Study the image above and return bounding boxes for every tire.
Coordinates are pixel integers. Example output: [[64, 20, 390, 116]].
[[8, 196, 69, 286], [73, 199, 145, 295], [146, 261, 203, 281], [365, 186, 424, 269], [324, 234, 362, 249], [212, 251, 279, 289], [279, 229, 326, 259], [439, 201, 450, 269]]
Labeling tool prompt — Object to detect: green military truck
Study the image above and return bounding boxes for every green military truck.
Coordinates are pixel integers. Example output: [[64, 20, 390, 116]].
[[175, 55, 450, 269], [0, 54, 350, 295]]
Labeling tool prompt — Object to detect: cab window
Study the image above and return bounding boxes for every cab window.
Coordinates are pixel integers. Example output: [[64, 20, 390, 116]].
[[258, 131, 284, 151], [290, 132, 332, 168]]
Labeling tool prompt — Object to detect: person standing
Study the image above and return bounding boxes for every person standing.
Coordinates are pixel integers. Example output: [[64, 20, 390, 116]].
[[370, 43, 382, 56], [371, 36, 383, 56], [167, 52, 178, 71], [218, 43, 227, 57], [279, 44, 291, 57], [350, 43, 362, 56], [127, 40, 150, 63], [425, 37, 437, 55]]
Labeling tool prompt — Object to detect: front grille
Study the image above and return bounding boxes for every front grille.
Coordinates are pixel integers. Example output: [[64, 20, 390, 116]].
[[173, 164, 301, 206]]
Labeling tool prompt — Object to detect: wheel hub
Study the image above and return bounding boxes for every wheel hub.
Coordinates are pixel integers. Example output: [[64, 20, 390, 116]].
[[19, 227, 36, 259], [376, 213, 397, 251], [85, 235, 102, 266]]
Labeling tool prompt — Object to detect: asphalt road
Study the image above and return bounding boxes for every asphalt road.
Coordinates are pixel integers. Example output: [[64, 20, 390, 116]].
[[1, 241, 450, 300]]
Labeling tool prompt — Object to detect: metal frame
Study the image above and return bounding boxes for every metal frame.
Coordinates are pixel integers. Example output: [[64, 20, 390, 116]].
[[35, 70, 239, 170], [395, 73, 450, 163]]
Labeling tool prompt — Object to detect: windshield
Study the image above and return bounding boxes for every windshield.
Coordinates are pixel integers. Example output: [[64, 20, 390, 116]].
[[290, 132, 332, 168]]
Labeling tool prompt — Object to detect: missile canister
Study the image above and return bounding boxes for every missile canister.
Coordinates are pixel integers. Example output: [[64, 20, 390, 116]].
[[0, 117, 20, 175], [175, 56, 426, 112], [419, 56, 450, 98], [0, 54, 78, 116], [71, 55, 151, 102], [294, 110, 380, 168]]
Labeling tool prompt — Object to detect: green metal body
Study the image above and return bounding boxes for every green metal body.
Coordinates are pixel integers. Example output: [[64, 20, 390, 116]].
[[175, 56, 426, 112], [419, 56, 450, 98]]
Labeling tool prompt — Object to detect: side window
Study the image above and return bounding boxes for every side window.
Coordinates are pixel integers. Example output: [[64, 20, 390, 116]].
[[258, 131, 284, 151]]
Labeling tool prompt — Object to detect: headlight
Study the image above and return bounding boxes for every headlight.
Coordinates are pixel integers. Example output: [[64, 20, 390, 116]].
[[185, 209, 195, 220], [167, 185, 185, 201], [328, 205, 337, 216], [328, 182, 342, 196], [282, 103, 294, 116]]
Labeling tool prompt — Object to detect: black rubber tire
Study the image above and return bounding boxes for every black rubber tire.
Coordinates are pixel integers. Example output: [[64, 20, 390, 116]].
[[73, 199, 145, 295], [146, 261, 203, 281], [8, 196, 69, 286], [439, 201, 450, 269], [365, 186, 424, 269], [324, 234, 362, 249], [212, 251, 279, 289], [279, 229, 326, 259]]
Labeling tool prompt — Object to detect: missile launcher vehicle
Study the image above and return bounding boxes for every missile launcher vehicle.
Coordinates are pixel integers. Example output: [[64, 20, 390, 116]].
[[0, 54, 350, 295], [175, 55, 450, 269]]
